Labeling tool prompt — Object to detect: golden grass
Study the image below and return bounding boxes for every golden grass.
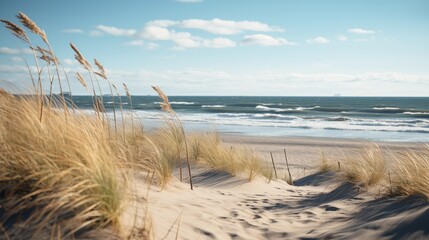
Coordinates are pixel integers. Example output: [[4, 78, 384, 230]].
[[342, 145, 386, 187], [390, 146, 429, 199], [318, 150, 337, 173], [189, 133, 269, 181], [0, 92, 127, 238], [316, 144, 429, 199]]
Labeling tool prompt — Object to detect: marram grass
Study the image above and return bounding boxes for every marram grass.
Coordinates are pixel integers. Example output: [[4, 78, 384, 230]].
[[0, 91, 127, 238]]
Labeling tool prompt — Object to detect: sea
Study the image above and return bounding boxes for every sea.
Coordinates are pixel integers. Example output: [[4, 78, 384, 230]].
[[72, 96, 429, 142]]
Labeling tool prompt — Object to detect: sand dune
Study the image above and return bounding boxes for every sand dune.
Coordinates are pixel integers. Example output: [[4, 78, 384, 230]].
[[123, 136, 429, 240]]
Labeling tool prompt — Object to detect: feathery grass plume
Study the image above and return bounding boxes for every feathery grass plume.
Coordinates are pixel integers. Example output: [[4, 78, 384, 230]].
[[1, 18, 44, 117], [76, 72, 88, 91], [34, 46, 57, 64], [70, 43, 104, 113], [17, 12, 47, 43], [123, 83, 130, 98], [123, 83, 134, 128], [343, 145, 386, 187], [152, 85, 193, 189], [151, 85, 173, 113], [390, 146, 429, 199], [112, 84, 125, 134], [94, 58, 107, 80], [0, 19, 30, 43], [17, 12, 68, 115], [70, 42, 102, 115], [95, 58, 118, 135], [70, 42, 91, 71]]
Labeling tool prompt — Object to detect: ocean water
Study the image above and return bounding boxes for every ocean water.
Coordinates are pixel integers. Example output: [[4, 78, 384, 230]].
[[73, 96, 429, 142]]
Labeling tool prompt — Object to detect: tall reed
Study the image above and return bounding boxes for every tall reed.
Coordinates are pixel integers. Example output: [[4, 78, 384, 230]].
[[152, 86, 193, 190]]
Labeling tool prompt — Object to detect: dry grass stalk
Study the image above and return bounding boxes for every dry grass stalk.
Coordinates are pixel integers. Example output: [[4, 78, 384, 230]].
[[190, 133, 267, 181], [151, 86, 173, 113], [0, 19, 30, 43], [70, 43, 91, 71], [76, 72, 88, 91], [70, 42, 103, 116], [15, 13, 68, 115], [1, 18, 44, 119], [343, 145, 386, 187], [390, 147, 429, 199], [95, 58, 118, 135], [152, 85, 193, 190], [123, 83, 134, 129], [112, 83, 126, 134], [319, 150, 335, 173], [16, 12, 47, 43], [123, 83, 131, 98], [94, 58, 107, 80]]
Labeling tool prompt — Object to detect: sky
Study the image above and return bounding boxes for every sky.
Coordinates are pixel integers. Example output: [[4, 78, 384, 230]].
[[0, 0, 428, 96]]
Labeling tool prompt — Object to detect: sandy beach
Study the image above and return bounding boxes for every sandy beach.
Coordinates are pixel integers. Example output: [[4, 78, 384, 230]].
[[123, 135, 429, 240]]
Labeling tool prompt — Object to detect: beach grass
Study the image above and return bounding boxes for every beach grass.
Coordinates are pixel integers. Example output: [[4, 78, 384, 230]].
[[390, 146, 429, 199], [342, 145, 386, 187], [190, 133, 270, 181], [0, 91, 127, 238], [317, 144, 429, 199]]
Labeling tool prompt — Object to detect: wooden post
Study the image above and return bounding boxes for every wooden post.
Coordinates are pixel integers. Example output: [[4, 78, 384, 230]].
[[284, 148, 293, 185], [338, 162, 341, 171], [388, 170, 392, 193], [270, 152, 278, 179]]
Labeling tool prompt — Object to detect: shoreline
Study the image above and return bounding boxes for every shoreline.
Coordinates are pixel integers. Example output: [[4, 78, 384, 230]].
[[220, 133, 426, 148]]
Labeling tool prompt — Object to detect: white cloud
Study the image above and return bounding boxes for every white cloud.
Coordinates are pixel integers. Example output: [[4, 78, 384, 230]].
[[178, 18, 283, 35], [146, 20, 178, 28], [0, 47, 32, 55], [175, 0, 203, 2], [140, 26, 172, 40], [144, 18, 283, 35], [2, 63, 428, 96], [139, 25, 235, 49], [89, 30, 103, 37], [306, 37, 330, 44], [125, 40, 145, 46], [203, 38, 236, 48], [348, 28, 375, 34], [91, 18, 284, 49], [337, 35, 348, 41], [96, 25, 136, 37], [62, 28, 84, 34], [11, 57, 23, 63], [172, 33, 202, 49], [242, 34, 295, 46], [63, 59, 76, 66]]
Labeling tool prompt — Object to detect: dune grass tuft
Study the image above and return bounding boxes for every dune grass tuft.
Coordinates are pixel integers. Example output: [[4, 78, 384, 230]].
[[390, 146, 429, 199], [0, 92, 128, 238], [342, 145, 386, 187], [190, 133, 269, 181]]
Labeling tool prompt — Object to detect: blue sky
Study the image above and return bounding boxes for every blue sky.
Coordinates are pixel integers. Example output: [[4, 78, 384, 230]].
[[1, 0, 428, 96]]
